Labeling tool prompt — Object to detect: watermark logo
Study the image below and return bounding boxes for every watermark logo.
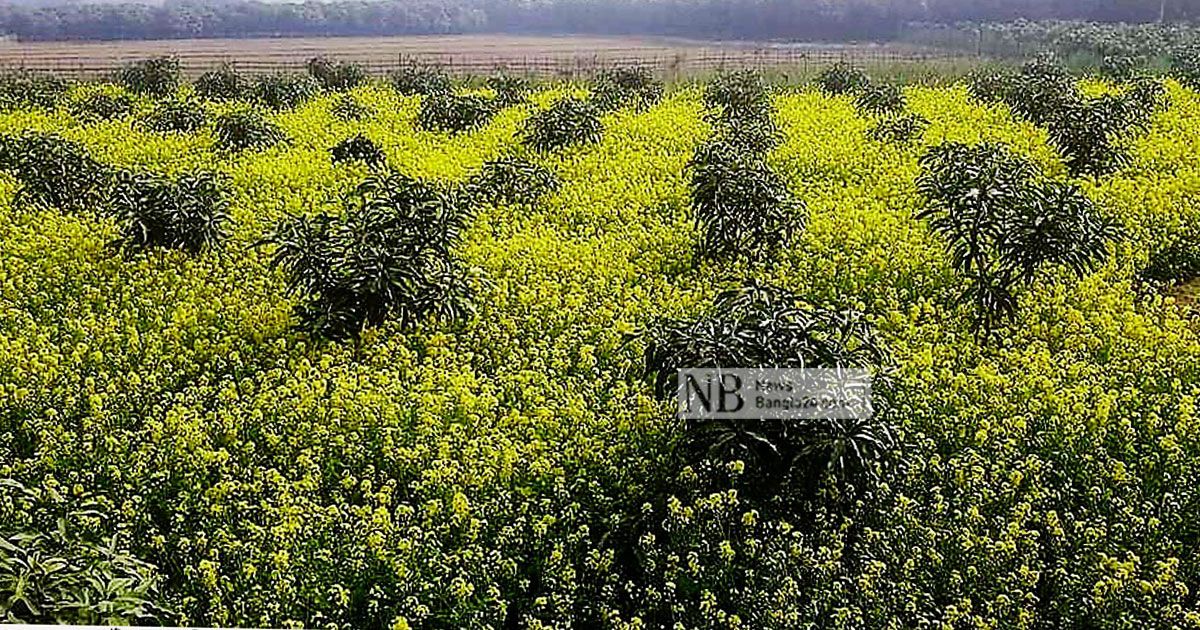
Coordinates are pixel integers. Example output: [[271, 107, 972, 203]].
[[677, 367, 874, 420]]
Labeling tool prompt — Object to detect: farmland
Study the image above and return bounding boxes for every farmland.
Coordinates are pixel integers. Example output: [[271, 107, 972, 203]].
[[0, 34, 958, 79], [2, 55, 1200, 628]]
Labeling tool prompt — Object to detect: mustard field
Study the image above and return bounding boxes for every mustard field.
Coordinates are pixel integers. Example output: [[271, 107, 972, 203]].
[[2, 61, 1200, 628]]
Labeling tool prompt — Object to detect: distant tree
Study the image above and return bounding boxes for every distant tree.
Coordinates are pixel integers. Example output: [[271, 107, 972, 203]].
[[194, 65, 244, 101], [306, 56, 366, 92], [117, 57, 180, 97]]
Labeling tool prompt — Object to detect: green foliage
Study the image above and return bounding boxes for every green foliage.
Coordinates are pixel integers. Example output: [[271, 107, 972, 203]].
[[67, 85, 135, 122], [702, 70, 781, 156], [485, 72, 529, 107], [116, 57, 180, 98], [416, 92, 498, 133], [331, 133, 386, 168], [213, 108, 288, 152], [917, 142, 1119, 334], [1140, 241, 1200, 286], [642, 281, 895, 490], [0, 131, 113, 213], [970, 55, 1167, 176], [966, 68, 1019, 105], [249, 73, 321, 110], [109, 170, 230, 255], [1100, 54, 1138, 81], [969, 54, 1076, 125], [1018, 51, 1073, 85], [1169, 42, 1200, 89], [305, 56, 366, 92], [816, 61, 870, 96], [0, 480, 167, 625], [1049, 80, 1164, 177], [687, 140, 804, 261], [816, 63, 905, 121], [0, 71, 67, 110], [390, 59, 452, 96], [854, 83, 906, 116], [1006, 54, 1078, 125], [591, 66, 663, 112], [703, 69, 772, 123], [1127, 76, 1169, 114], [265, 172, 474, 339], [466, 156, 559, 206], [522, 96, 603, 152], [642, 282, 889, 390], [329, 93, 372, 121], [869, 111, 928, 144], [141, 97, 208, 134], [1046, 94, 1142, 176], [710, 115, 782, 156], [193, 64, 245, 101]]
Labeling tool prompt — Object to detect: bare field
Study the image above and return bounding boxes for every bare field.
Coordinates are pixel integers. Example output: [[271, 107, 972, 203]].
[[0, 34, 959, 78]]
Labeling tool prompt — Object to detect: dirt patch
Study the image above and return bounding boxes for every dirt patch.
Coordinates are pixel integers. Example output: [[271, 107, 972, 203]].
[[1168, 277, 1200, 307]]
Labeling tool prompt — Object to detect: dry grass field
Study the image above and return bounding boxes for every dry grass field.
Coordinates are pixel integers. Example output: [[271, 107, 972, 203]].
[[0, 34, 960, 78]]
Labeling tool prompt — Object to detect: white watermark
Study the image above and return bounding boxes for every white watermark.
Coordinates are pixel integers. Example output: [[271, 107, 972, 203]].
[[677, 367, 875, 420]]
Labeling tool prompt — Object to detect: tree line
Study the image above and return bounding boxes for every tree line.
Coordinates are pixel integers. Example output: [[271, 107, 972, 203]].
[[0, 0, 1195, 42]]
